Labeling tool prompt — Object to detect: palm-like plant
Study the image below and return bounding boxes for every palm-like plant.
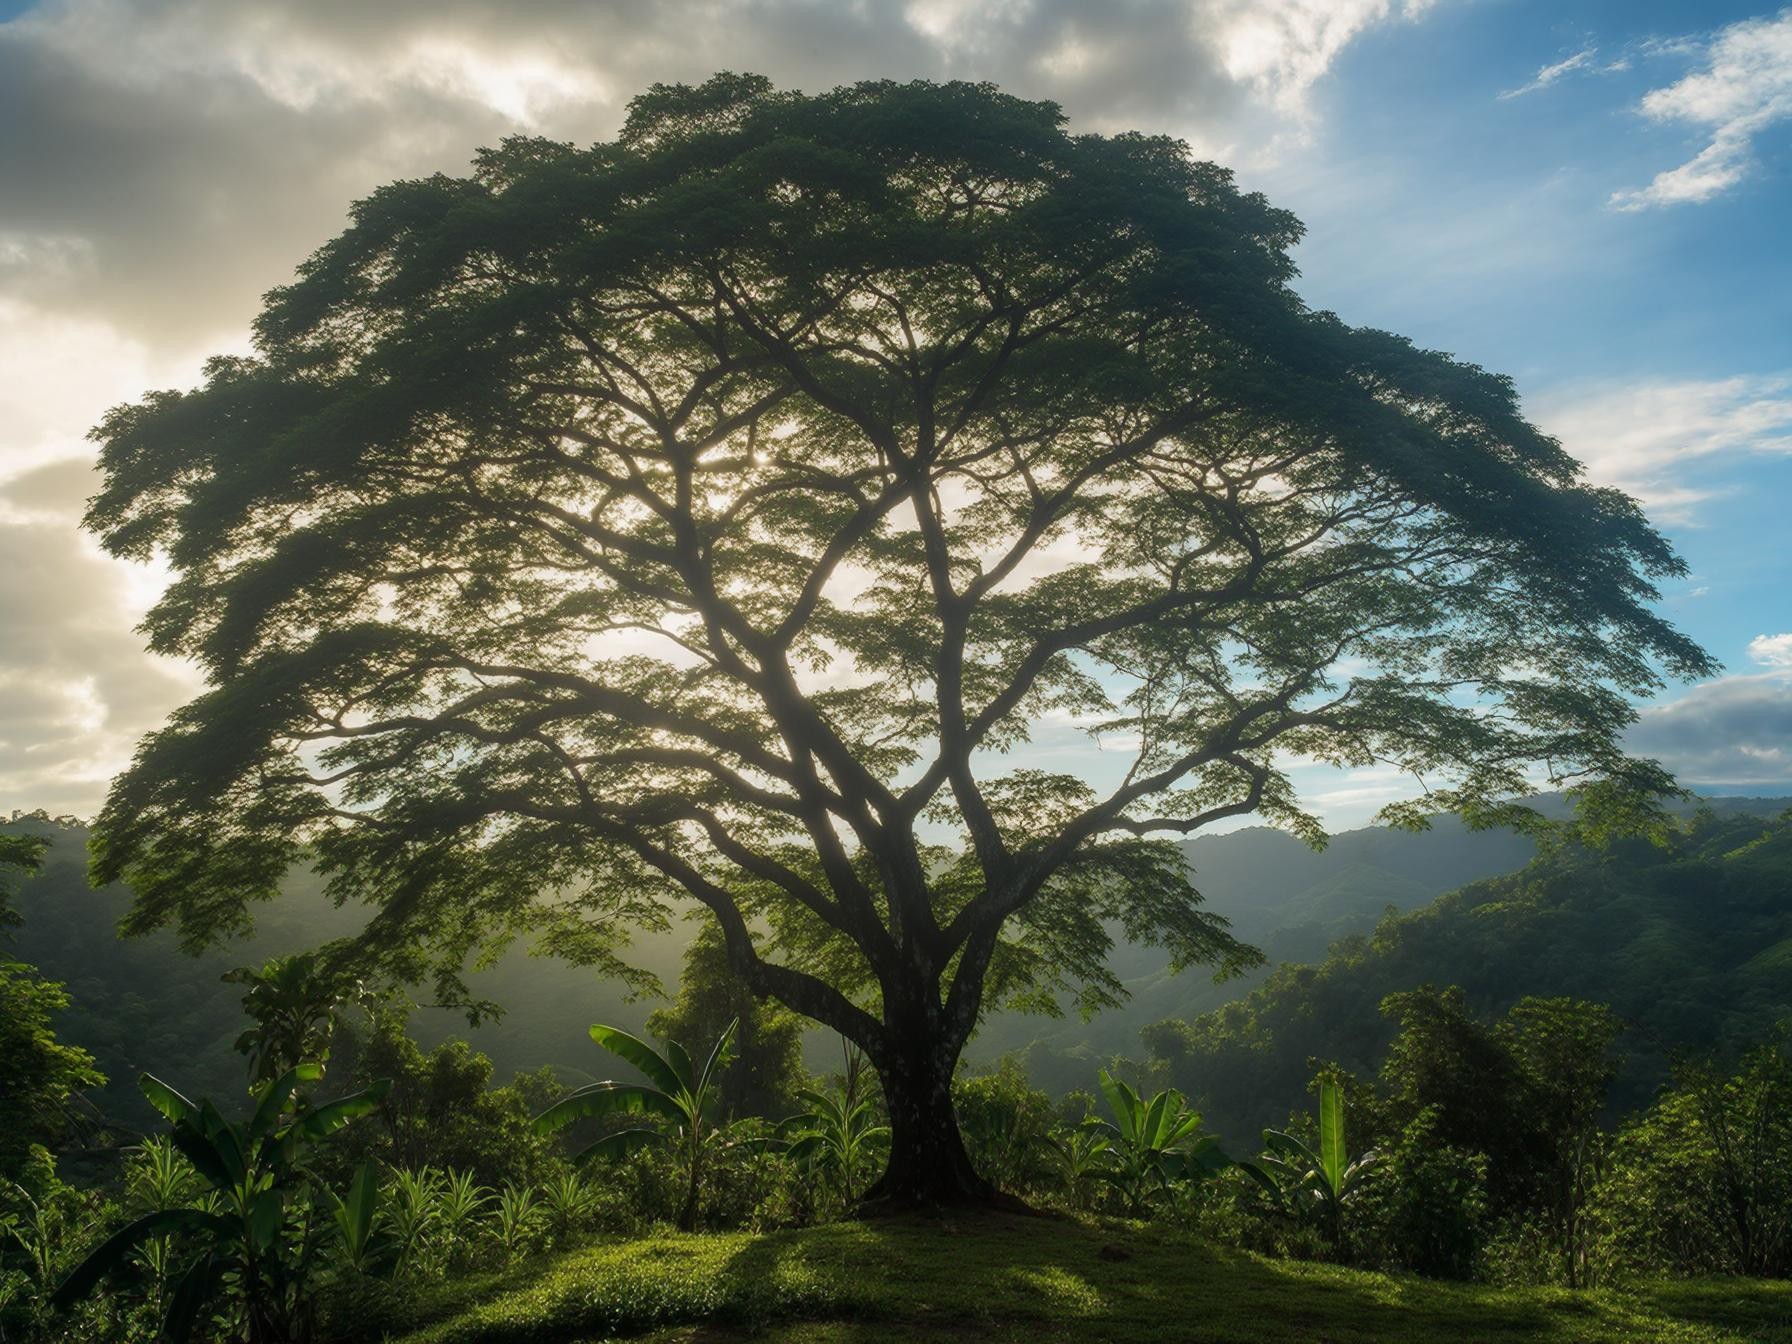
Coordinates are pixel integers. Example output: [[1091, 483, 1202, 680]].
[[325, 1162, 397, 1277], [492, 1182, 543, 1258], [540, 1169, 599, 1244], [534, 1018, 737, 1231], [1091, 1070, 1228, 1216], [384, 1165, 446, 1276], [52, 1064, 388, 1343], [1240, 1077, 1378, 1253], [779, 1041, 885, 1212], [1048, 1123, 1114, 1213]]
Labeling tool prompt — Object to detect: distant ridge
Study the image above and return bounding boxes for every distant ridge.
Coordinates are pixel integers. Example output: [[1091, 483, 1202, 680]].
[[5, 793, 1788, 1125]]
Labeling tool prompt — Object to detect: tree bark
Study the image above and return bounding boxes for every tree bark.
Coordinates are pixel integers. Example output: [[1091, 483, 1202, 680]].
[[861, 1031, 993, 1209]]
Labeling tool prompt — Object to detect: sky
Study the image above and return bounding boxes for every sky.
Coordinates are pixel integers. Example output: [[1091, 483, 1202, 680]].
[[0, 0, 1788, 826]]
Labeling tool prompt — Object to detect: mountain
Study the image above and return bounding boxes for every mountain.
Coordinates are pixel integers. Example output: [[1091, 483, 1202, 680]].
[[7, 794, 1786, 1128], [1144, 804, 1792, 1145]]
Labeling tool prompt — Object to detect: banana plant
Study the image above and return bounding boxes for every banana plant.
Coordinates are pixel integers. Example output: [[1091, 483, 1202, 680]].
[[326, 1161, 398, 1277], [1091, 1070, 1229, 1215], [1239, 1077, 1378, 1253], [534, 1018, 737, 1231], [52, 1064, 389, 1343]]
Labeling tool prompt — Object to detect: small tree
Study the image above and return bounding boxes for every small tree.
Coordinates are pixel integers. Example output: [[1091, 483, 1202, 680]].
[[224, 951, 351, 1085], [648, 920, 807, 1118], [534, 1019, 737, 1231], [86, 75, 1707, 1205], [0, 836, 101, 1189]]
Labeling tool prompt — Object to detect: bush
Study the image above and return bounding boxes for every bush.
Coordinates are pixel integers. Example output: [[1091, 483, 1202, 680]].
[[1349, 1108, 1488, 1279], [1590, 1035, 1792, 1279], [954, 1061, 1058, 1201]]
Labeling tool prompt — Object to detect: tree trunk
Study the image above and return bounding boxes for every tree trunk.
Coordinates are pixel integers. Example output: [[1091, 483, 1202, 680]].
[[862, 1034, 994, 1208]]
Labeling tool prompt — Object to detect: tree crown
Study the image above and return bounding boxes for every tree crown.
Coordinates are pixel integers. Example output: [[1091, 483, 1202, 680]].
[[86, 75, 1706, 1051]]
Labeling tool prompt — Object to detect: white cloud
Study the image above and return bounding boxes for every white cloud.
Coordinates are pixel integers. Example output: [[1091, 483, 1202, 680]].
[[1611, 10, 1792, 210], [1498, 47, 1596, 101], [1530, 373, 1792, 522], [1750, 633, 1792, 669]]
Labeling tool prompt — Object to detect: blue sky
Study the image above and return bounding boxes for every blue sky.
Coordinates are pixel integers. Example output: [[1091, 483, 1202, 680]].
[[0, 0, 1787, 823], [1268, 0, 1792, 688]]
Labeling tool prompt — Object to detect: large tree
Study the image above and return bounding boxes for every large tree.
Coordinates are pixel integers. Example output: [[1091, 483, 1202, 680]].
[[87, 75, 1706, 1204]]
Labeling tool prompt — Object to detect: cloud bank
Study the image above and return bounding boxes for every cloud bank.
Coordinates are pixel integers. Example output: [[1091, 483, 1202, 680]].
[[1627, 635, 1792, 791]]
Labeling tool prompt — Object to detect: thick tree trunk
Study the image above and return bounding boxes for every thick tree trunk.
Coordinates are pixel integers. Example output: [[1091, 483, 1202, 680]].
[[862, 1033, 994, 1208]]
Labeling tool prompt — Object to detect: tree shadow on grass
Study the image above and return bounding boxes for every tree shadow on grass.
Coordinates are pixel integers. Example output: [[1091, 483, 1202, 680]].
[[685, 1213, 1792, 1344]]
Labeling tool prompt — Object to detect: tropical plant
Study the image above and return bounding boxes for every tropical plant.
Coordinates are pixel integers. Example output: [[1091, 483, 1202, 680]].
[[1048, 1123, 1114, 1213], [492, 1182, 544, 1259], [535, 1019, 738, 1230], [1243, 1077, 1378, 1254], [384, 1165, 446, 1277], [1090, 1070, 1226, 1215], [954, 1062, 1057, 1197], [783, 1045, 889, 1212], [223, 952, 351, 1086], [325, 1161, 397, 1278], [52, 1064, 389, 1343], [435, 1169, 495, 1266], [539, 1169, 598, 1245]]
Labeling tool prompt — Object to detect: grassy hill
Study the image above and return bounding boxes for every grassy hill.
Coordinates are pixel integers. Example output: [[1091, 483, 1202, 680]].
[[379, 1213, 1792, 1344]]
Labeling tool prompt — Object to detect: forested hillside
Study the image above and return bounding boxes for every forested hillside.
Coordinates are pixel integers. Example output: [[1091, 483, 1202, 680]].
[[1148, 806, 1792, 1144], [9, 796, 1784, 1133]]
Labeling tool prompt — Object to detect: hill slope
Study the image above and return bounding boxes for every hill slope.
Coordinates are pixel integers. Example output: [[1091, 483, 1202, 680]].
[[6, 795, 1786, 1126], [1146, 807, 1792, 1144]]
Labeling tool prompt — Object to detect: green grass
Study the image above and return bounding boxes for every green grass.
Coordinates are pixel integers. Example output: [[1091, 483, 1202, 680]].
[[397, 1213, 1792, 1344]]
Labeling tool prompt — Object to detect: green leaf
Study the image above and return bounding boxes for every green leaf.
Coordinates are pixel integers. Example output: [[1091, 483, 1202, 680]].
[[249, 1062, 325, 1142], [696, 1017, 739, 1099], [573, 1125, 664, 1164], [1319, 1078, 1345, 1193], [296, 1078, 392, 1140], [161, 1252, 226, 1344], [52, 1209, 227, 1308], [589, 1024, 685, 1096], [535, 1081, 684, 1135], [138, 1073, 198, 1126]]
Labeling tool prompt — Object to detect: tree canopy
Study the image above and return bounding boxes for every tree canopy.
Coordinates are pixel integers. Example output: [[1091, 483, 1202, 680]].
[[86, 74, 1706, 1201]]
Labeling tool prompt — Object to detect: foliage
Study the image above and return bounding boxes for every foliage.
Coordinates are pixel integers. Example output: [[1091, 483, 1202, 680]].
[[1592, 1034, 1792, 1279], [782, 1043, 887, 1212], [0, 962, 104, 1191], [0, 833, 104, 1194], [331, 1003, 564, 1189], [84, 72, 1704, 1203], [1349, 1108, 1488, 1279], [1047, 1122, 1113, 1213], [648, 920, 808, 1119], [535, 1018, 738, 1230], [53, 1064, 388, 1343], [1146, 810, 1790, 1145], [224, 951, 353, 1085], [952, 1060, 1057, 1198], [1242, 1076, 1378, 1254], [1089, 1069, 1225, 1215]]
